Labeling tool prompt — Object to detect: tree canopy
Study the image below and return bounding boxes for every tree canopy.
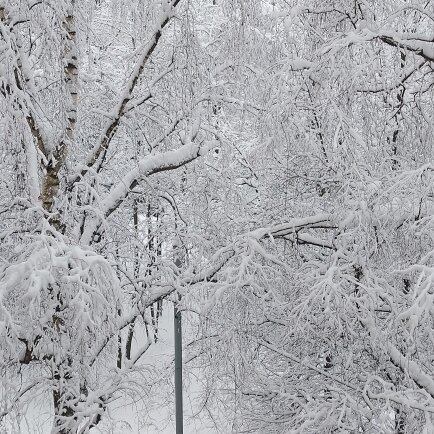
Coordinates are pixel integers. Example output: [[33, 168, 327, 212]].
[[1, 0, 434, 432]]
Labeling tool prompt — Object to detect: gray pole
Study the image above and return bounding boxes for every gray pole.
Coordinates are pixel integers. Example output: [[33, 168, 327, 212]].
[[174, 299, 183, 434]]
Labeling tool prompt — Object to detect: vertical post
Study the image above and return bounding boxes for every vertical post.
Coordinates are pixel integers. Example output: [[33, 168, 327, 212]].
[[174, 297, 183, 434], [174, 230, 184, 434]]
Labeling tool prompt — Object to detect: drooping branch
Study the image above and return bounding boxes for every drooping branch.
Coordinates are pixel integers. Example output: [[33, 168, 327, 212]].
[[88, 245, 235, 367]]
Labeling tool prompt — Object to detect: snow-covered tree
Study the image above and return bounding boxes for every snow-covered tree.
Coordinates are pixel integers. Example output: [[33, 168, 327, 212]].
[[182, 1, 434, 432], [2, 0, 434, 432], [0, 0, 227, 431]]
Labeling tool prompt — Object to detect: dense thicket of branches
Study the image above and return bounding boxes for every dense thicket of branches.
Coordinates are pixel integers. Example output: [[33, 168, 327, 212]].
[[1, 0, 434, 433], [182, 1, 434, 433]]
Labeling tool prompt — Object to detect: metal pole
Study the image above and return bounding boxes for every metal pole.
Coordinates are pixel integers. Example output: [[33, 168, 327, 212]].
[[174, 299, 183, 434]]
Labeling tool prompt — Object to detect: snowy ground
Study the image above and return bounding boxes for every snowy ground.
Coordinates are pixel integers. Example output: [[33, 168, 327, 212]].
[[92, 302, 218, 434]]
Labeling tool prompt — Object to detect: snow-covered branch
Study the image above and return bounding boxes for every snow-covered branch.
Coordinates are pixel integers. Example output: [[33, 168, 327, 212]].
[[249, 213, 334, 246], [69, 0, 182, 188], [80, 139, 217, 244]]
